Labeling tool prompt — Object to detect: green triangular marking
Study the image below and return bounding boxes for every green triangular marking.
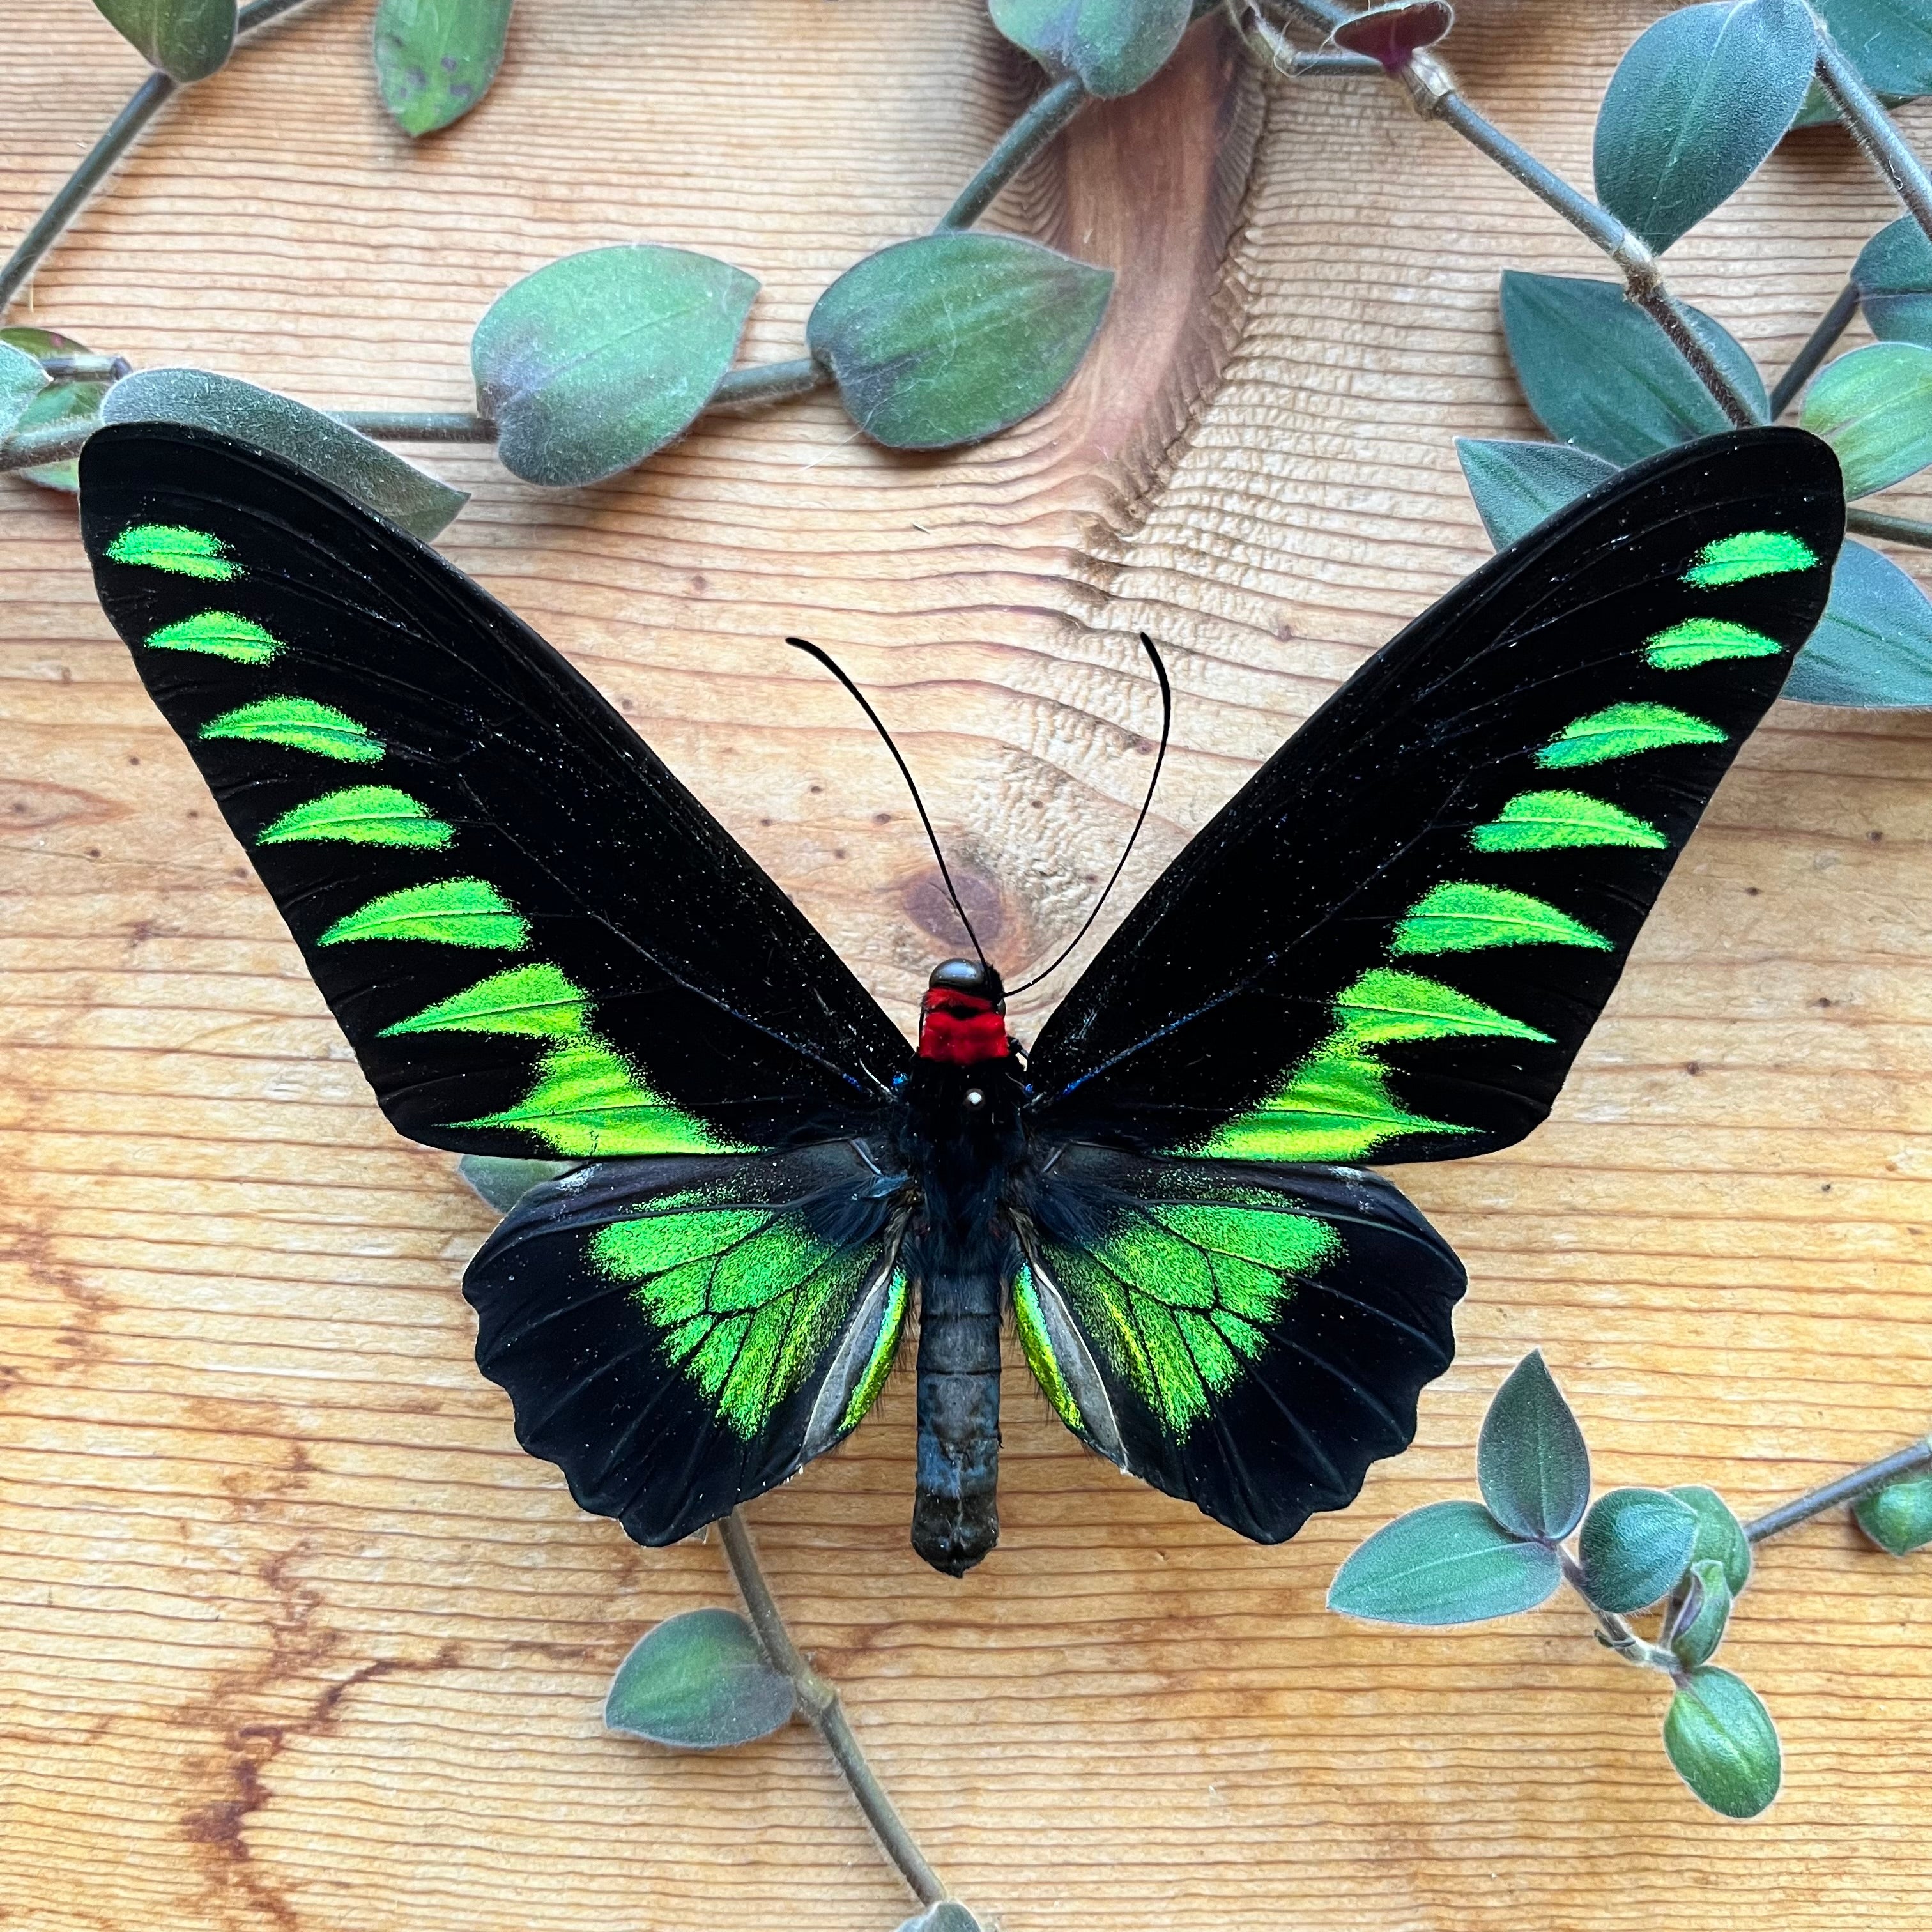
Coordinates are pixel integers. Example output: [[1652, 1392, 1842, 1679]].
[[257, 786, 453, 850], [1683, 530, 1818, 588], [1202, 1041, 1462, 1162], [1645, 617, 1782, 671], [199, 698, 384, 763], [318, 878, 526, 949], [1471, 790, 1668, 854], [1535, 703, 1726, 770], [461, 1038, 728, 1156], [1392, 882, 1611, 955], [106, 523, 238, 581], [144, 611, 280, 664], [1333, 967, 1553, 1044], [381, 963, 590, 1039]]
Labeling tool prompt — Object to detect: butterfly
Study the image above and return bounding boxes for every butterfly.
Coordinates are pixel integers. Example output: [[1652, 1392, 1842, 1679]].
[[79, 422, 1842, 1574]]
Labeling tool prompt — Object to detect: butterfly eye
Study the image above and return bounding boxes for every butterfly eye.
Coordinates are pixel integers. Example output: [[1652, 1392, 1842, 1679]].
[[964, 1089, 985, 1108]]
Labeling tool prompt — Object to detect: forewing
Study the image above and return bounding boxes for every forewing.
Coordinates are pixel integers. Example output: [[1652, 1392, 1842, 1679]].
[[464, 1141, 911, 1543], [1025, 429, 1843, 1162], [1013, 1146, 1465, 1542], [79, 424, 910, 1158]]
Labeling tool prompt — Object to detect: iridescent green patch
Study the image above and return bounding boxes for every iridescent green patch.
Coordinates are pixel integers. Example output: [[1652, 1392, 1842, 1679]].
[[257, 786, 454, 850], [1392, 881, 1610, 954], [1013, 1260, 1082, 1432], [106, 523, 238, 581], [839, 1267, 909, 1432], [590, 1204, 885, 1436], [459, 1036, 730, 1156], [199, 697, 383, 763], [1333, 967, 1552, 1045], [1535, 703, 1726, 769], [1039, 1197, 1342, 1433], [318, 877, 526, 949], [1470, 790, 1667, 854], [1683, 530, 1818, 588], [144, 611, 280, 664], [381, 962, 589, 1039], [1645, 617, 1783, 670], [1202, 1040, 1459, 1162]]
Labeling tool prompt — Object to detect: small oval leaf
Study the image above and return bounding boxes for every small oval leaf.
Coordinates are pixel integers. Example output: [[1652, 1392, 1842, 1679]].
[[1782, 540, 1932, 707], [1669, 1483, 1754, 1594], [1456, 438, 1620, 549], [374, 0, 514, 137], [92, 0, 236, 82], [1664, 1666, 1782, 1818], [988, 0, 1191, 96], [0, 328, 109, 493], [1578, 1486, 1700, 1613], [1855, 215, 1932, 346], [809, 232, 1112, 452], [472, 245, 758, 487], [100, 367, 468, 540], [1667, 1558, 1735, 1668], [1500, 271, 1767, 466], [1476, 1350, 1591, 1540], [1330, 1, 1454, 72], [1800, 341, 1932, 497], [0, 341, 49, 443], [1813, 0, 1932, 95], [1853, 1469, 1932, 1553], [1328, 1500, 1561, 1627], [605, 1607, 796, 1749], [896, 1906, 988, 1932], [1593, 0, 1816, 254]]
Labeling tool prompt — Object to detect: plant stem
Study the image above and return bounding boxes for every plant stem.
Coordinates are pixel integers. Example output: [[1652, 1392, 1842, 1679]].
[[939, 72, 1089, 231], [0, 418, 94, 471], [1847, 505, 1932, 549], [1744, 1436, 1932, 1544], [712, 357, 827, 409], [1222, 4, 1380, 75], [1770, 279, 1860, 418], [1813, 20, 1932, 253], [1556, 1548, 1680, 1675], [717, 1511, 949, 1910], [330, 410, 494, 441], [0, 0, 344, 318]]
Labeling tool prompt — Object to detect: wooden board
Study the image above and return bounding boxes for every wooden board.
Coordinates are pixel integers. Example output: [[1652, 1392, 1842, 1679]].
[[4, 1, 1932, 1926]]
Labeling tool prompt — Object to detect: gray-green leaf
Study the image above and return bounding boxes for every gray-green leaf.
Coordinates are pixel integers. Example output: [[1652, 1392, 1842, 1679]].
[[1783, 539, 1932, 707], [1328, 1500, 1561, 1627], [1813, 0, 1932, 95], [374, 0, 514, 137], [1664, 1666, 1781, 1817], [472, 245, 758, 487], [1499, 271, 1767, 466], [809, 233, 1111, 452], [1853, 1469, 1932, 1552], [1666, 1558, 1735, 1668], [1669, 1483, 1754, 1594], [457, 1154, 577, 1213], [92, 0, 236, 82], [1577, 1486, 1699, 1613], [988, 0, 1190, 96], [605, 1607, 796, 1749], [1855, 215, 1932, 346], [1800, 341, 1932, 496], [1456, 438, 1620, 549], [0, 342, 49, 444], [1593, 0, 1816, 254], [1476, 1350, 1591, 1540], [100, 367, 468, 540], [895, 1906, 988, 1932]]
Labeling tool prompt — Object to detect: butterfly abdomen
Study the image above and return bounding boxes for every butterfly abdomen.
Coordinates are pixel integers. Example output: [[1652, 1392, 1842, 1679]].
[[911, 1263, 1004, 1575]]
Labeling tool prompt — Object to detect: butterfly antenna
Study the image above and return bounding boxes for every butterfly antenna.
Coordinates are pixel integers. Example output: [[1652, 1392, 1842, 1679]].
[[786, 637, 986, 968], [1006, 632, 1172, 999]]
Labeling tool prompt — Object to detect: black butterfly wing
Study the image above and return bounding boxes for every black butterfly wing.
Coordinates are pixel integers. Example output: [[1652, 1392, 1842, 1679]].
[[1023, 428, 1844, 1163], [1013, 1145, 1465, 1540], [464, 1141, 913, 1541], [79, 423, 911, 1159]]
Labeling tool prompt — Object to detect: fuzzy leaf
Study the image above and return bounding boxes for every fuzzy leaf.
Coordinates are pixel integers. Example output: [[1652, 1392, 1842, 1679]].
[[1330, 1, 1454, 71], [1594, 0, 1816, 254], [473, 245, 757, 487], [1456, 438, 1620, 549], [1476, 1351, 1591, 1540], [1328, 1500, 1561, 1626], [808, 232, 1112, 450], [1855, 215, 1932, 346], [896, 1907, 988, 1932], [92, 0, 236, 80], [1669, 1483, 1754, 1594], [1664, 1666, 1782, 1818], [100, 367, 468, 540], [605, 1608, 795, 1749], [1499, 271, 1767, 465], [1813, 0, 1932, 95], [374, 0, 514, 137], [988, 0, 1191, 96], [0, 327, 109, 493], [457, 1154, 578, 1213], [1800, 341, 1932, 496], [0, 341, 49, 443], [1577, 1486, 1699, 1613], [1853, 1469, 1932, 1552], [1783, 539, 1932, 707], [1666, 1558, 1735, 1668]]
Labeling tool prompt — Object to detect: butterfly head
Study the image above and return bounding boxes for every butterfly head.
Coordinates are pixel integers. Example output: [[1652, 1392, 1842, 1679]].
[[917, 958, 1009, 1064]]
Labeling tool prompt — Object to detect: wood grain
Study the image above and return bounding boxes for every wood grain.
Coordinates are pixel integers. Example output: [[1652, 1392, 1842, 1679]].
[[4, 2, 1932, 1927]]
